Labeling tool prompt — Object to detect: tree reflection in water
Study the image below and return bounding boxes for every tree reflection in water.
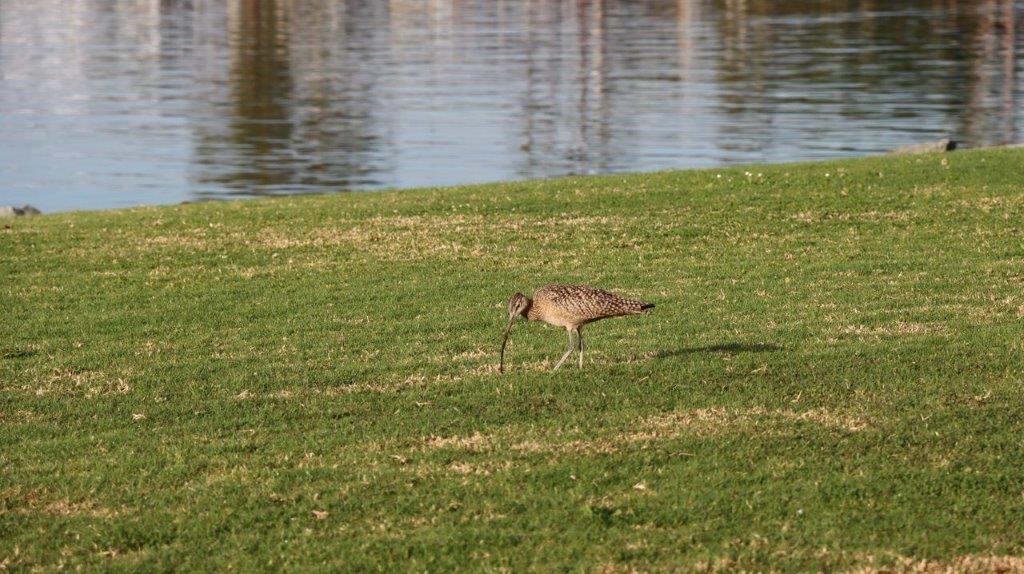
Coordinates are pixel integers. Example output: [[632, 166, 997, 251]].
[[0, 0, 1018, 210]]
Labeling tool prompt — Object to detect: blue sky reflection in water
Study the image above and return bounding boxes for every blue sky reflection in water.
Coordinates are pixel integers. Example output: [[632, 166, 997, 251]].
[[0, 0, 1021, 212]]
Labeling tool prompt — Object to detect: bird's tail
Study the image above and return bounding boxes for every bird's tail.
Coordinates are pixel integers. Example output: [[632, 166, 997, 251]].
[[624, 300, 654, 314]]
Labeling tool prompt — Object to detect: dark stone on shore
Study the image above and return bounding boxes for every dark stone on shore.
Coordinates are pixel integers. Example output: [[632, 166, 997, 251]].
[[0, 205, 42, 217], [890, 139, 957, 155]]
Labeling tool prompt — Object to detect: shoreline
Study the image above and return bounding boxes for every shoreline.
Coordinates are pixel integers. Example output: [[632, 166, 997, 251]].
[[6, 142, 1010, 217]]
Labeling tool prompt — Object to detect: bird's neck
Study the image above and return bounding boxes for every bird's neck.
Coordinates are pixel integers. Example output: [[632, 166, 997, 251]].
[[524, 298, 538, 321]]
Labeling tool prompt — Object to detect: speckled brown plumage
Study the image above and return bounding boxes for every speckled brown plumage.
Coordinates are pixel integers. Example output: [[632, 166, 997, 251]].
[[499, 284, 655, 372], [527, 284, 653, 328]]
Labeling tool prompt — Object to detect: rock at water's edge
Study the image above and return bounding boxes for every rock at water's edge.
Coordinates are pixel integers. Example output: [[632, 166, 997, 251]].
[[0, 205, 42, 217]]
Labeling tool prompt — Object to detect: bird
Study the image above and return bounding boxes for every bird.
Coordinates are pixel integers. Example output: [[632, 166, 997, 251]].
[[499, 284, 655, 372]]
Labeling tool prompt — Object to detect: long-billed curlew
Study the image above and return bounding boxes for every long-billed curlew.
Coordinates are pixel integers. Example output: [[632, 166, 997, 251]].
[[499, 284, 655, 372]]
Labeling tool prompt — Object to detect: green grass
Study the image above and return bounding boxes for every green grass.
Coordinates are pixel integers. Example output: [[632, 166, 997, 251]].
[[3, 149, 1024, 572]]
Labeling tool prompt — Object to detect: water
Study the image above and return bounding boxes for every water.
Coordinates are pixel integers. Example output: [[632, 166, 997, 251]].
[[1, 0, 1021, 212]]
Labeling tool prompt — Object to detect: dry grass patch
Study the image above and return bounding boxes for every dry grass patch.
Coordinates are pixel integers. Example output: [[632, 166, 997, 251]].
[[13, 497, 123, 519], [846, 554, 1024, 574], [453, 348, 489, 361], [446, 460, 515, 476], [135, 228, 222, 251], [127, 214, 637, 262], [10, 367, 132, 398], [838, 322, 948, 340], [422, 407, 869, 456], [425, 432, 492, 453], [515, 407, 869, 454], [643, 406, 869, 434], [251, 215, 492, 261], [790, 210, 913, 224], [40, 500, 122, 519], [954, 194, 1024, 213], [134, 339, 175, 357], [231, 377, 442, 400]]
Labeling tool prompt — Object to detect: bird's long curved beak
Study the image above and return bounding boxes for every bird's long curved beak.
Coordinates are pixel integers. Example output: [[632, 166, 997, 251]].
[[499, 317, 515, 373]]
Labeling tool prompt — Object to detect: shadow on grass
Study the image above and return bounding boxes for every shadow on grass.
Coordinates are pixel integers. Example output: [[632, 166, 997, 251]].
[[1, 348, 39, 360], [655, 342, 781, 359]]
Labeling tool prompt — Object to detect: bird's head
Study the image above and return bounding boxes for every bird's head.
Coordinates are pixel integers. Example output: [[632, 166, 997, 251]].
[[499, 292, 531, 373], [507, 292, 531, 320]]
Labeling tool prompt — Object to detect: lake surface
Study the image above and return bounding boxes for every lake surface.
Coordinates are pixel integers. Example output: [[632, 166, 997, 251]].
[[1, 0, 1021, 212]]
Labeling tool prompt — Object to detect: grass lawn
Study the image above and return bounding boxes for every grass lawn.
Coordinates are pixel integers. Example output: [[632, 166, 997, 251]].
[[3, 148, 1024, 571]]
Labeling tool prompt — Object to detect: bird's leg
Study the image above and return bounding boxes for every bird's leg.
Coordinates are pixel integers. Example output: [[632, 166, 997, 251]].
[[552, 329, 575, 371], [577, 328, 584, 369]]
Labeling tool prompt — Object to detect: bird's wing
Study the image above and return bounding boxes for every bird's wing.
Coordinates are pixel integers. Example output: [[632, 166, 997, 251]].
[[537, 284, 646, 320]]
